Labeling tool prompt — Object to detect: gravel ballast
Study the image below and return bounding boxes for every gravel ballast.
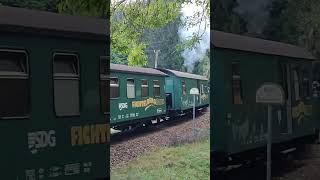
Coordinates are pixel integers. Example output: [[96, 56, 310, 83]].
[[110, 110, 210, 169]]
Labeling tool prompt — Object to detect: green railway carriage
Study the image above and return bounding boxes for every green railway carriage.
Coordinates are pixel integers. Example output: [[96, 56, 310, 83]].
[[0, 6, 109, 179], [312, 63, 320, 131], [110, 64, 167, 129], [211, 30, 318, 166], [158, 69, 209, 116]]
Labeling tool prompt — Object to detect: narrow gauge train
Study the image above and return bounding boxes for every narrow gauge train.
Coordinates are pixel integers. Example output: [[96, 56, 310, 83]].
[[211, 30, 320, 168], [158, 69, 210, 117], [110, 64, 210, 130], [0, 6, 109, 179]]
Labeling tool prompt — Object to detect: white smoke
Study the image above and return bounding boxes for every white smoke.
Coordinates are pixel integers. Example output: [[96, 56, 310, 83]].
[[234, 0, 273, 34], [178, 1, 210, 72]]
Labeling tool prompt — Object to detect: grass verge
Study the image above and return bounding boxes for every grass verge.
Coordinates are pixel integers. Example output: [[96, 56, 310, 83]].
[[111, 138, 210, 180]]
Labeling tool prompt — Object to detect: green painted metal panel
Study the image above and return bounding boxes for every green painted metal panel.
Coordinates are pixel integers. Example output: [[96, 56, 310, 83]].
[[312, 62, 320, 130], [165, 77, 175, 109], [165, 75, 209, 112], [110, 72, 167, 125], [211, 49, 227, 152], [212, 48, 315, 155], [0, 33, 109, 179]]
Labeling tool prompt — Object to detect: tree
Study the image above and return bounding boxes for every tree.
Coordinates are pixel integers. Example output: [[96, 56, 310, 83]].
[[192, 49, 209, 78], [293, 0, 320, 56], [212, 0, 247, 34], [110, 0, 181, 67], [142, 17, 185, 70], [57, 0, 108, 18]]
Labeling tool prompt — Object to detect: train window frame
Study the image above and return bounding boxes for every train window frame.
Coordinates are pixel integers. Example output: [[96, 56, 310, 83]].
[[110, 77, 120, 99], [153, 80, 161, 97], [141, 79, 149, 98], [53, 52, 80, 117], [201, 84, 204, 94], [0, 48, 30, 119], [302, 66, 311, 99], [231, 62, 243, 105], [293, 68, 301, 101], [181, 80, 186, 96], [280, 63, 288, 101], [100, 56, 109, 114], [127, 78, 135, 99]]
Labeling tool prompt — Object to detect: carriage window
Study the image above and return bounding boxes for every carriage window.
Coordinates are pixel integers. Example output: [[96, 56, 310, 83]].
[[141, 80, 149, 97], [280, 64, 288, 100], [0, 50, 29, 118], [293, 69, 300, 101], [127, 79, 135, 98], [232, 63, 243, 104], [110, 78, 119, 99], [54, 55, 78, 74], [100, 57, 108, 114], [302, 67, 310, 98], [201, 84, 204, 94], [53, 54, 80, 116], [153, 80, 160, 97], [182, 80, 186, 95]]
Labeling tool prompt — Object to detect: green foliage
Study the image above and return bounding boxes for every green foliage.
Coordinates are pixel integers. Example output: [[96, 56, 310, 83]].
[[193, 50, 209, 78], [57, 0, 108, 17], [114, 0, 180, 30], [178, 0, 210, 51], [262, 0, 320, 56], [127, 43, 148, 67], [142, 17, 185, 70], [111, 52, 128, 65], [111, 0, 181, 67], [212, 0, 247, 34], [293, 0, 320, 56]]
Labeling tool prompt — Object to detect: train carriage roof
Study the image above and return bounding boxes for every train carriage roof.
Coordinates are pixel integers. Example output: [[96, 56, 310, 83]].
[[158, 69, 208, 81], [212, 30, 316, 60], [0, 6, 107, 40], [111, 64, 167, 76]]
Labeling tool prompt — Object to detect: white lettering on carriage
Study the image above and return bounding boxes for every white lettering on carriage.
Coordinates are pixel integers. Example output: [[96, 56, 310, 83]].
[[119, 103, 128, 111], [25, 169, 36, 180], [28, 130, 56, 154]]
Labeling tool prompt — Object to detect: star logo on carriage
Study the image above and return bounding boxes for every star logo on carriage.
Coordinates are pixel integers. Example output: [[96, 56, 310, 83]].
[[201, 94, 208, 101]]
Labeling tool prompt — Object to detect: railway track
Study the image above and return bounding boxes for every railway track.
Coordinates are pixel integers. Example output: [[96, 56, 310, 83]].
[[110, 109, 207, 144]]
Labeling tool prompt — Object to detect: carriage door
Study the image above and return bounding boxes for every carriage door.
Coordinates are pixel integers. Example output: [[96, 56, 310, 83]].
[[166, 93, 172, 109], [197, 81, 201, 104], [279, 63, 293, 135], [165, 79, 174, 110]]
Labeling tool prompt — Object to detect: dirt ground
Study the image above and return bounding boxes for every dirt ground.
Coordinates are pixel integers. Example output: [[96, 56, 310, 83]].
[[218, 143, 320, 180]]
